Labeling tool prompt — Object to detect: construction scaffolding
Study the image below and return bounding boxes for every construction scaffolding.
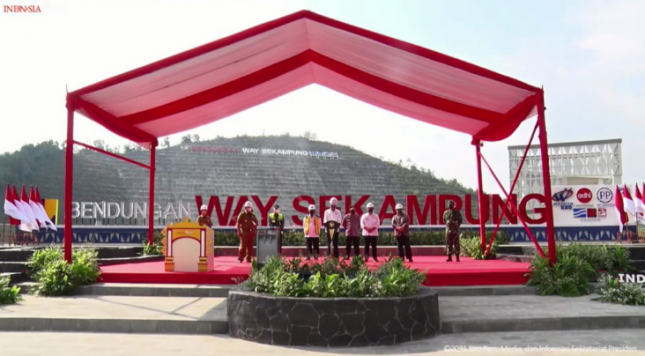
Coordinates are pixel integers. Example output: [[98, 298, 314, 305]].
[[509, 138, 622, 212]]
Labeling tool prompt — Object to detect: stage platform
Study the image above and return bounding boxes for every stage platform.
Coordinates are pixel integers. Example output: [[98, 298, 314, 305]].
[[100, 256, 530, 287]]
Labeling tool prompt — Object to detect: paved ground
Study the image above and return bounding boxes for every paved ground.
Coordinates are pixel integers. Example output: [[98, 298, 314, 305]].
[[0, 295, 227, 321], [440, 294, 645, 321], [76, 283, 231, 297], [85, 283, 230, 289], [4, 293, 645, 325], [5, 293, 644, 324], [0, 330, 643, 355]]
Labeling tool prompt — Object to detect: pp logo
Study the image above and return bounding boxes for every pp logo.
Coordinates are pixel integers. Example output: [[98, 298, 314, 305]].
[[577, 188, 593, 203], [597, 187, 613, 203]]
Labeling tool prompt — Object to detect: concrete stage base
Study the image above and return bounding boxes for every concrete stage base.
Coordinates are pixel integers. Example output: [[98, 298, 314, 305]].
[[227, 288, 440, 347]]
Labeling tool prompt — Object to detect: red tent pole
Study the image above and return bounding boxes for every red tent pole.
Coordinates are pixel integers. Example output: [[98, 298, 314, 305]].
[[64, 99, 75, 263], [484, 121, 538, 256], [474, 140, 486, 252], [537, 93, 557, 264], [148, 144, 156, 246], [480, 152, 546, 258]]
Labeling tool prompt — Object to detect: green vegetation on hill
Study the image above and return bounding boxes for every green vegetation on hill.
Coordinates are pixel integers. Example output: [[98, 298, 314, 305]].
[[0, 141, 127, 221]]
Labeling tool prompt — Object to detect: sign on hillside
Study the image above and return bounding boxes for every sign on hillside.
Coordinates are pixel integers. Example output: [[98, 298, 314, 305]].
[[187, 146, 340, 159]]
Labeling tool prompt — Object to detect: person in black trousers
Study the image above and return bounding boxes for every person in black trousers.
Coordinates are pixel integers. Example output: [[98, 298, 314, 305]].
[[392, 203, 413, 262], [360, 202, 380, 262], [342, 207, 361, 258]]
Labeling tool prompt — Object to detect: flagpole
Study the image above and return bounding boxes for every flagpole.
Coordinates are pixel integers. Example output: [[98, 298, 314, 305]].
[[1, 214, 6, 246], [633, 184, 636, 243], [634, 183, 645, 242], [632, 213, 638, 243], [635, 185, 640, 242]]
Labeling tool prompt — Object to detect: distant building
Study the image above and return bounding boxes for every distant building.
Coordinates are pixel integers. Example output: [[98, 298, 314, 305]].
[[508, 139, 622, 203]]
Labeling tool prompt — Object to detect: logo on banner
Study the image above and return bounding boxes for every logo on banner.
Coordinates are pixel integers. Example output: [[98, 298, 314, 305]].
[[597, 187, 613, 204], [576, 188, 593, 204], [573, 208, 598, 219], [553, 184, 619, 227], [552, 188, 574, 202], [573, 208, 587, 218]]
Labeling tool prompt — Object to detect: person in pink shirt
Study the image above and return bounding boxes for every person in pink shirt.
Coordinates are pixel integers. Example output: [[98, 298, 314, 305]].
[[360, 202, 380, 262], [342, 207, 361, 258]]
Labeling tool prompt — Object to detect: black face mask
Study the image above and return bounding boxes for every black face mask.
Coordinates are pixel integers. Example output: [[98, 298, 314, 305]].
[[368, 208, 374, 214], [309, 211, 315, 216], [396, 209, 403, 215]]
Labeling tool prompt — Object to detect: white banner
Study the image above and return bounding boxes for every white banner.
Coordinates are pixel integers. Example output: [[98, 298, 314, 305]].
[[552, 185, 633, 227]]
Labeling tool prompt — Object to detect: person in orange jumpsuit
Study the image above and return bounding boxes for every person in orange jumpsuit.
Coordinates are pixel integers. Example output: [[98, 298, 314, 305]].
[[236, 201, 258, 263]]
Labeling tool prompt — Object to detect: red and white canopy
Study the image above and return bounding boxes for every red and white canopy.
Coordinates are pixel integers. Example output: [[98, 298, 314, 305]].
[[68, 10, 542, 146]]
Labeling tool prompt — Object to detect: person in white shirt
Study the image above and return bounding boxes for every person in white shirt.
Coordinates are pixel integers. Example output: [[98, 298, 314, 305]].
[[360, 202, 381, 262], [323, 197, 343, 258]]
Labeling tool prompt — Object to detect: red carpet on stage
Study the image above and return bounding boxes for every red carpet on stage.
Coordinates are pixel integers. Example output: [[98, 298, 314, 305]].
[[100, 256, 530, 286]]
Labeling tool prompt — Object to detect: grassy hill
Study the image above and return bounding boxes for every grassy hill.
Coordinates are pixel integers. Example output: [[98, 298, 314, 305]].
[[0, 136, 473, 225]]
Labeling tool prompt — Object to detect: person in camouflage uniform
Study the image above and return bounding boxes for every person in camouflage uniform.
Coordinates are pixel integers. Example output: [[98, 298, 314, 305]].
[[443, 201, 462, 262]]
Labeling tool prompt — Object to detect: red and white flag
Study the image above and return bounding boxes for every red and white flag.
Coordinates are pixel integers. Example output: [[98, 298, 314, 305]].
[[20, 185, 38, 231], [615, 185, 628, 232], [35, 187, 56, 231], [635, 184, 644, 220], [636, 184, 645, 224], [623, 184, 637, 217], [642, 183, 645, 219], [13, 185, 33, 232], [29, 186, 45, 229], [8, 193, 20, 226], [3, 183, 27, 223]]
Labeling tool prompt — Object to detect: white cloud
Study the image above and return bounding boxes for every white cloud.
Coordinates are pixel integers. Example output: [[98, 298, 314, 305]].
[[577, 0, 645, 64], [481, 0, 645, 186], [575, 0, 645, 123]]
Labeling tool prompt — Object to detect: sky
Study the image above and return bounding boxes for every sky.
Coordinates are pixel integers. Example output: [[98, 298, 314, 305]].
[[0, 0, 643, 193]]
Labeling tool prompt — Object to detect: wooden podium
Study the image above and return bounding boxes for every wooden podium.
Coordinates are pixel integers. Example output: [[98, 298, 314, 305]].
[[161, 218, 214, 272]]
